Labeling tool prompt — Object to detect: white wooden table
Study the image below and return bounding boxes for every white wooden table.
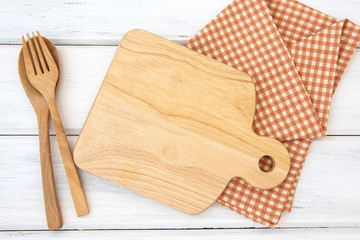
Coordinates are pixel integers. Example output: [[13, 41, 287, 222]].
[[1, 0, 360, 239]]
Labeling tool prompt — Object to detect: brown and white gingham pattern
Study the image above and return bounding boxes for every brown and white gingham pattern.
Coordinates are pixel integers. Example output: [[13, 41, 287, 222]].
[[186, 0, 360, 228], [267, 0, 360, 214], [266, 0, 360, 90], [289, 22, 343, 130], [186, 0, 325, 142]]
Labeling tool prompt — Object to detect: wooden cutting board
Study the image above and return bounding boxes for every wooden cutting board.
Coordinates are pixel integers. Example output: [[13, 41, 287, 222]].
[[74, 29, 290, 215]]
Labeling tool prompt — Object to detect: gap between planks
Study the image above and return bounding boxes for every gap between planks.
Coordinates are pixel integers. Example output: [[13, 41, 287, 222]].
[[0, 134, 359, 137], [0, 42, 359, 48], [0, 40, 187, 47], [1, 226, 360, 232]]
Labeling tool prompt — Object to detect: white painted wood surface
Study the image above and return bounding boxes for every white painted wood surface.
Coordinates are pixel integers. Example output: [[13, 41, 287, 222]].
[[0, 0, 359, 46], [1, 136, 360, 230], [0, 0, 360, 239], [0, 46, 359, 135], [1, 228, 360, 240]]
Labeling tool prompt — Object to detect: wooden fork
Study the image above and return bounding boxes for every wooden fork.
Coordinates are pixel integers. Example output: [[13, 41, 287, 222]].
[[22, 32, 89, 217], [18, 37, 62, 230]]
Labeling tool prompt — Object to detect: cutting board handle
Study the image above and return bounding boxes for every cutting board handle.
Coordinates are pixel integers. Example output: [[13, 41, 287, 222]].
[[233, 133, 290, 189]]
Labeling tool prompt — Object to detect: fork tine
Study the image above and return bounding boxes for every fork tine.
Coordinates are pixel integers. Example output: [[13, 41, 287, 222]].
[[26, 33, 42, 75], [36, 31, 57, 72], [21, 35, 36, 77], [32, 32, 48, 72]]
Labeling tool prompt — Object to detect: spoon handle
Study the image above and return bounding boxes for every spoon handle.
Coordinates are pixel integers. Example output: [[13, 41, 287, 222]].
[[47, 96, 89, 217], [37, 109, 63, 230]]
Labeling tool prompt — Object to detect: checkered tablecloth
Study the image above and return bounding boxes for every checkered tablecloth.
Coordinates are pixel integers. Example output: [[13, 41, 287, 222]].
[[185, 0, 360, 228]]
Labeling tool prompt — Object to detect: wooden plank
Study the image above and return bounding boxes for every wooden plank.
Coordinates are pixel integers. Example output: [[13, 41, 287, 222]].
[[0, 136, 359, 230], [1, 228, 360, 240], [0, 46, 359, 135], [0, 45, 111, 135], [327, 49, 360, 135], [0, 0, 359, 45], [0, 0, 232, 45]]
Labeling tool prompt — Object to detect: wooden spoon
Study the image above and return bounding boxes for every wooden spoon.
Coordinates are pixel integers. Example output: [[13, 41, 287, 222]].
[[22, 32, 89, 217], [18, 37, 62, 230]]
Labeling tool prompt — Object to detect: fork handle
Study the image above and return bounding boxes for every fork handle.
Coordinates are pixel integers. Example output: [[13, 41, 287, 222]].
[[37, 109, 62, 230], [47, 97, 89, 217]]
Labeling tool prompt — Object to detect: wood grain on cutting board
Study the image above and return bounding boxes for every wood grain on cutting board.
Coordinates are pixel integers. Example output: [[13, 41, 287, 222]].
[[73, 29, 290, 215]]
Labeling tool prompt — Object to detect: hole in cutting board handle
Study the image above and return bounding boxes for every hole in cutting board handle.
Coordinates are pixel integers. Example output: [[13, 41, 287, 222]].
[[258, 155, 274, 173]]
